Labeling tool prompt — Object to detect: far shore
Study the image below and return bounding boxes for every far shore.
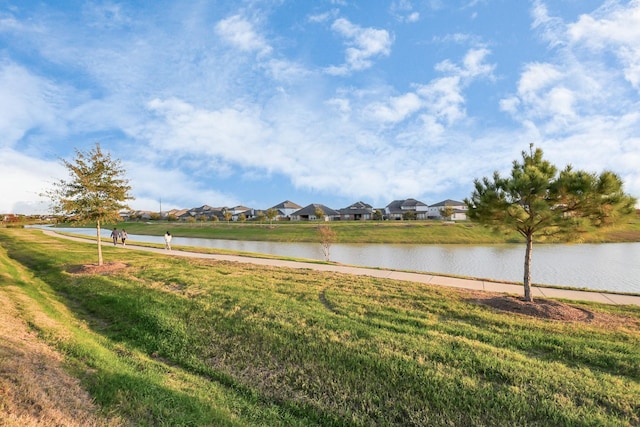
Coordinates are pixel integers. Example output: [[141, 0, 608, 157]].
[[47, 216, 640, 245]]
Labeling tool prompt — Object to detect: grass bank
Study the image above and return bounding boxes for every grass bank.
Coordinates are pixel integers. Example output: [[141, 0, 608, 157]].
[[60, 217, 640, 244], [1, 228, 639, 426]]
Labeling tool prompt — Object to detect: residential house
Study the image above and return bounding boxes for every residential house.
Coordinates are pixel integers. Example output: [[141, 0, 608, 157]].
[[166, 209, 188, 220], [290, 204, 339, 221], [384, 199, 429, 220], [230, 205, 253, 221], [338, 201, 375, 221], [427, 199, 468, 220], [269, 200, 302, 220], [125, 210, 154, 221], [177, 205, 224, 221]]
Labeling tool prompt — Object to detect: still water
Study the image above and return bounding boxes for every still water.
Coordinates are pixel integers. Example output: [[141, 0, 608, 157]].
[[52, 227, 640, 293]]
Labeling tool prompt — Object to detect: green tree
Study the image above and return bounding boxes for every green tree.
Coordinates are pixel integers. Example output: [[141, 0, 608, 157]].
[[44, 143, 133, 266], [466, 144, 636, 302], [265, 208, 278, 226], [315, 206, 325, 222], [440, 206, 454, 220], [402, 210, 417, 221]]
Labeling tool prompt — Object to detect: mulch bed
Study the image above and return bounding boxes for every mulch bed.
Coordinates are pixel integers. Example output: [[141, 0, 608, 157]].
[[473, 294, 594, 321]]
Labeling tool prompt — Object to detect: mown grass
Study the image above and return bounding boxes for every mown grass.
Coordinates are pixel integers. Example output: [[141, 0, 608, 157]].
[[59, 215, 640, 244], [1, 228, 639, 426]]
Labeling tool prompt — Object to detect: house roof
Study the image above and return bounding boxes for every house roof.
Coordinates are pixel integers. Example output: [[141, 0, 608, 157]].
[[385, 200, 404, 210], [270, 200, 302, 210], [191, 205, 221, 214], [385, 198, 427, 212], [430, 199, 465, 208], [401, 198, 427, 208], [292, 203, 339, 216], [339, 201, 374, 215]]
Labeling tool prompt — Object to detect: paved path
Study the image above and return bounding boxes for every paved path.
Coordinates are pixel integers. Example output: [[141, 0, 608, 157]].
[[42, 229, 640, 307]]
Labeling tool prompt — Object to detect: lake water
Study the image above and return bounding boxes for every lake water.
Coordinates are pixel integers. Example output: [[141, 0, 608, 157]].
[[49, 227, 640, 294]]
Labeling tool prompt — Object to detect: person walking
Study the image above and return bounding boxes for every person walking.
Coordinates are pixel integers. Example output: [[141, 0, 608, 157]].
[[110, 228, 119, 246], [164, 231, 172, 250], [121, 229, 128, 246]]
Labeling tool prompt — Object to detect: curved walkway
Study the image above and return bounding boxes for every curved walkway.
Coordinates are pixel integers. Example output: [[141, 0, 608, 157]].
[[42, 229, 640, 307]]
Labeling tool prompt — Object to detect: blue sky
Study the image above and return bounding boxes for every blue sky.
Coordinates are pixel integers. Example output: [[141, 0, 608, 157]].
[[1, 0, 639, 214]]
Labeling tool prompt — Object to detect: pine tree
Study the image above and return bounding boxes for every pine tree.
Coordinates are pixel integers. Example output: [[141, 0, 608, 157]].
[[466, 144, 636, 302]]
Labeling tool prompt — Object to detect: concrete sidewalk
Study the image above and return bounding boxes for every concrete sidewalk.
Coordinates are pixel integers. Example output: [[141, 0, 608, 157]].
[[42, 229, 640, 307]]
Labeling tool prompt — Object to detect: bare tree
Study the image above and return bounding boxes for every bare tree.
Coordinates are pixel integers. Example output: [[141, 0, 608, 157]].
[[317, 225, 336, 261]]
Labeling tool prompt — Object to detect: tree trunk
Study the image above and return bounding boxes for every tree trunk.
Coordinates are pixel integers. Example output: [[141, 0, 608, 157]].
[[523, 233, 533, 302], [96, 220, 103, 266]]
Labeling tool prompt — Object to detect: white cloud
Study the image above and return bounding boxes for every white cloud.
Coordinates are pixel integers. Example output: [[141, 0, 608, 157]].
[[461, 48, 495, 77], [416, 76, 465, 125], [142, 94, 443, 206], [510, 62, 580, 126], [499, 96, 520, 115], [517, 62, 562, 96], [358, 47, 494, 127], [145, 97, 271, 166], [325, 18, 393, 75], [325, 97, 352, 119], [507, 2, 640, 123], [0, 61, 64, 147], [366, 93, 422, 123], [308, 9, 339, 24], [215, 15, 272, 56], [498, 1, 640, 201], [125, 160, 240, 211], [530, 0, 566, 47], [263, 58, 312, 83], [390, 0, 420, 22], [434, 48, 494, 79], [567, 0, 640, 89], [0, 148, 63, 214]]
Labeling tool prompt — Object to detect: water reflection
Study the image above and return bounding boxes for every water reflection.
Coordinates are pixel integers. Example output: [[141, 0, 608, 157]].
[[44, 227, 640, 293]]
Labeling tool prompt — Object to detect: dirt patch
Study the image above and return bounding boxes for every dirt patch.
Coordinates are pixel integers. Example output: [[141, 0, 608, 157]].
[[0, 290, 122, 426], [470, 293, 615, 323], [66, 262, 129, 275]]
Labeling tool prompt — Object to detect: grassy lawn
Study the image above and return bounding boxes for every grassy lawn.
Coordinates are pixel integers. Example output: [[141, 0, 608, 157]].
[[52, 215, 640, 245], [1, 228, 639, 426]]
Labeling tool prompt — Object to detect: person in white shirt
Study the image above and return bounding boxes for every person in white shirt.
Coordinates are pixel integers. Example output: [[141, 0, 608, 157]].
[[164, 231, 172, 250]]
